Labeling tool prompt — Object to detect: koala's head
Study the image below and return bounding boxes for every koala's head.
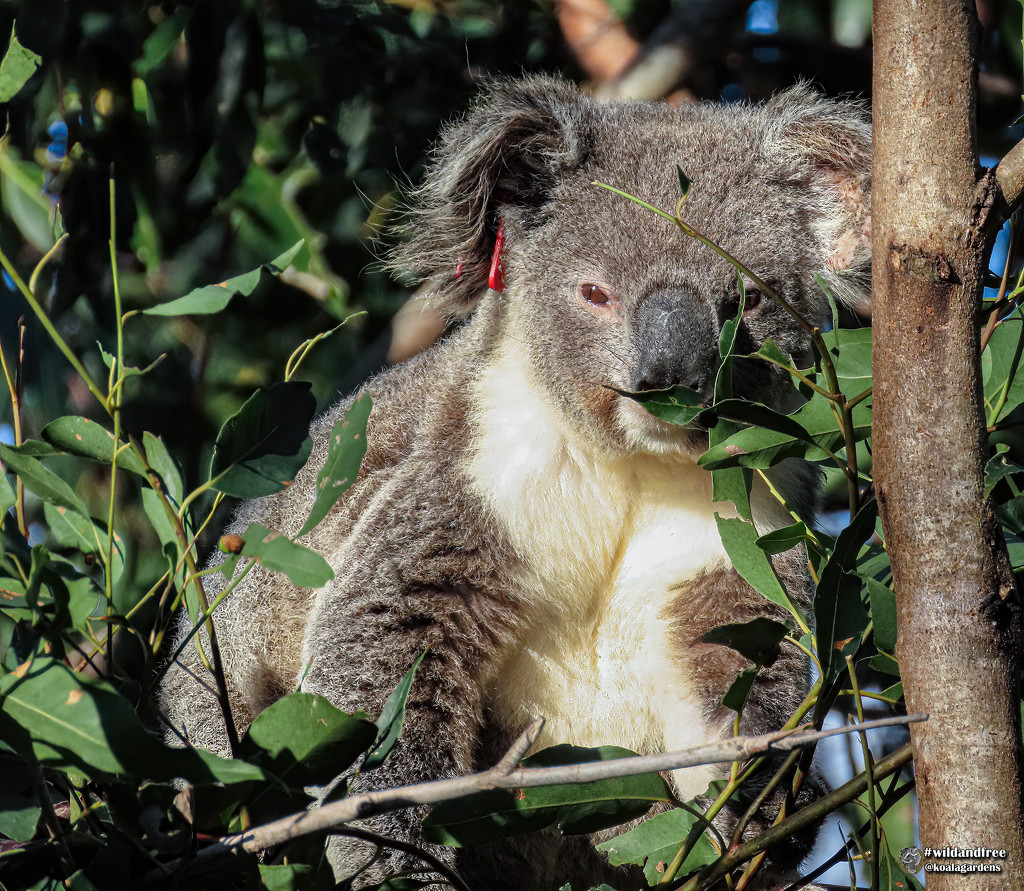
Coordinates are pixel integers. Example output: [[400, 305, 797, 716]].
[[393, 76, 871, 456]]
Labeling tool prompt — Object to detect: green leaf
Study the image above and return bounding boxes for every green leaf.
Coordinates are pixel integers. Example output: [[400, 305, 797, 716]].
[[721, 666, 758, 712], [42, 502, 125, 584], [830, 327, 873, 387], [869, 651, 900, 676], [238, 523, 333, 588], [676, 165, 692, 200], [0, 658, 203, 779], [363, 650, 426, 771], [866, 577, 897, 654], [813, 501, 874, 687], [136, 7, 192, 74], [297, 394, 371, 536], [423, 745, 670, 847], [983, 316, 1024, 423], [715, 515, 796, 615], [143, 432, 184, 502], [41, 416, 148, 476], [0, 471, 15, 517], [0, 25, 41, 102], [755, 521, 809, 554], [209, 381, 316, 498], [0, 156, 58, 252], [143, 240, 304, 316], [242, 692, 376, 787], [0, 444, 89, 517], [701, 617, 793, 666], [0, 788, 40, 842], [877, 840, 924, 890], [700, 391, 871, 470], [597, 805, 719, 885], [614, 384, 706, 427], [985, 448, 1024, 496]]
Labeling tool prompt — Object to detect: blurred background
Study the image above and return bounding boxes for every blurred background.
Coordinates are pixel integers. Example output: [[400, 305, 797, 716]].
[[1, 1, 1022, 884]]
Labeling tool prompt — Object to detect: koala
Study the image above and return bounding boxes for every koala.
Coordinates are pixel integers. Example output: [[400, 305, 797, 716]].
[[161, 76, 871, 890]]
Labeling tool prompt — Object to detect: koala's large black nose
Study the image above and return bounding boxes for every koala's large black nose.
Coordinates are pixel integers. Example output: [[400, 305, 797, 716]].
[[629, 289, 719, 395]]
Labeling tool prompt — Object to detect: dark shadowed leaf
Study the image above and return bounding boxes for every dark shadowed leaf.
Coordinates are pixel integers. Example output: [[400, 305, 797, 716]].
[[209, 381, 315, 498], [721, 666, 758, 712], [0, 657, 262, 784], [242, 692, 376, 787], [701, 617, 793, 666], [423, 745, 670, 846], [676, 165, 692, 200], [814, 500, 874, 687], [363, 650, 426, 771], [298, 394, 371, 536], [597, 805, 719, 884]]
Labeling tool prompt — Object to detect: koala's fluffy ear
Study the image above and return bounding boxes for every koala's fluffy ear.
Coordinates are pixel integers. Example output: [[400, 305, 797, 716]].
[[390, 76, 589, 317], [766, 85, 872, 314]]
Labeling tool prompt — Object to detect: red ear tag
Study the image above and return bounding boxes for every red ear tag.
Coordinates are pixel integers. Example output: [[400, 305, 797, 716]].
[[488, 219, 506, 292], [454, 253, 465, 280]]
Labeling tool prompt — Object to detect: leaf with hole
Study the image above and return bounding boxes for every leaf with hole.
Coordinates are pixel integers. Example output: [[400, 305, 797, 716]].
[[298, 394, 371, 536]]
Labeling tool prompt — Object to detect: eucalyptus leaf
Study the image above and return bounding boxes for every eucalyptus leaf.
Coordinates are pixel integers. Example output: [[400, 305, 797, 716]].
[[42, 416, 148, 476], [0, 26, 41, 102], [614, 384, 706, 427], [423, 745, 670, 847], [242, 692, 376, 788], [363, 650, 426, 771], [143, 240, 304, 316], [721, 666, 758, 712], [239, 523, 333, 588], [813, 501, 875, 687], [597, 805, 719, 885], [0, 444, 89, 517], [298, 394, 371, 536], [715, 515, 796, 615], [701, 616, 792, 666], [209, 381, 315, 498]]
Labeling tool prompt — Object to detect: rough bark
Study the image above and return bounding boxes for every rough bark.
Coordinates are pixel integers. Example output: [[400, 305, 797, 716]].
[[872, 2, 1024, 887]]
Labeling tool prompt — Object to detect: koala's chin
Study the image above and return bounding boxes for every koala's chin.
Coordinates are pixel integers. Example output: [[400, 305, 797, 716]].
[[160, 74, 872, 891], [614, 394, 711, 458]]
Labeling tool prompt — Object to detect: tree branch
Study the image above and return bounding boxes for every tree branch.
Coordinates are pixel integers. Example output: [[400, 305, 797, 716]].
[[182, 714, 924, 869], [996, 136, 1024, 210]]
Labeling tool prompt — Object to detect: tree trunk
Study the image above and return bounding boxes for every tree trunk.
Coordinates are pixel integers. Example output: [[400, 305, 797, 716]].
[[872, 1, 1024, 887]]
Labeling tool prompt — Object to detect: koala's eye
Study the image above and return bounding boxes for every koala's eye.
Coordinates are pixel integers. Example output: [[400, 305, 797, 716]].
[[724, 288, 764, 320], [582, 284, 611, 306]]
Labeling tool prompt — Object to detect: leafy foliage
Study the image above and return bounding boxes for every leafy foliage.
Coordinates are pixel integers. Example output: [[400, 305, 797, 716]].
[[0, 1, 1019, 890]]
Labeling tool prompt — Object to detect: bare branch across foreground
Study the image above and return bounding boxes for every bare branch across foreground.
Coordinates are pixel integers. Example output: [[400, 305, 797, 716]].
[[188, 713, 925, 866]]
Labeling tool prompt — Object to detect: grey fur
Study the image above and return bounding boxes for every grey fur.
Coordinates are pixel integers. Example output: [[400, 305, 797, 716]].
[[160, 76, 871, 890]]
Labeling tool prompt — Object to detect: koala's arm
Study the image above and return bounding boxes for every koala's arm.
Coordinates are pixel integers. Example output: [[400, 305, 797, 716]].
[[666, 547, 821, 868]]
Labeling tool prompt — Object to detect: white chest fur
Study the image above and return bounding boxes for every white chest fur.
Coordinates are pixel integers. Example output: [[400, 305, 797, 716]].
[[465, 349, 740, 799]]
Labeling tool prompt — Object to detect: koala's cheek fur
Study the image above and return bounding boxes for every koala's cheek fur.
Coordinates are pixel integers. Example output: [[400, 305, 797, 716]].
[[160, 75, 871, 890]]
